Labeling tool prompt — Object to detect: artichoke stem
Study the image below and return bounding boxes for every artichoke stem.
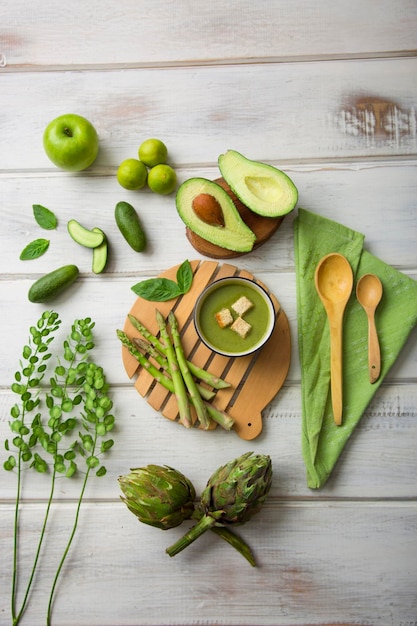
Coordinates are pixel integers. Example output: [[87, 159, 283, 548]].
[[191, 509, 256, 566], [210, 526, 256, 567], [166, 514, 216, 557]]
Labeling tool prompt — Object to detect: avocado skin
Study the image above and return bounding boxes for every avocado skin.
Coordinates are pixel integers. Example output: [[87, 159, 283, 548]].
[[218, 150, 298, 217], [28, 265, 79, 303], [175, 177, 256, 253], [115, 201, 147, 252]]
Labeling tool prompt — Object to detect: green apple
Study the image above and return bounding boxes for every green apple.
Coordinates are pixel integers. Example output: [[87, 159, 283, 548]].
[[43, 114, 99, 171]]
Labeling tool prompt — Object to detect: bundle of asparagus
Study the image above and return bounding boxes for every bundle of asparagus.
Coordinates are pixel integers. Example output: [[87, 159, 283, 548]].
[[117, 310, 234, 431]]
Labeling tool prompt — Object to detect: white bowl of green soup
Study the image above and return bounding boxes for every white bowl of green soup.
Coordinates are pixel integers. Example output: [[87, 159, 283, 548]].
[[194, 276, 276, 357]]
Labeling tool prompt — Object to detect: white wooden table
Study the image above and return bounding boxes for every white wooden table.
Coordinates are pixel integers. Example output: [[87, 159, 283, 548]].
[[1, 2, 416, 625]]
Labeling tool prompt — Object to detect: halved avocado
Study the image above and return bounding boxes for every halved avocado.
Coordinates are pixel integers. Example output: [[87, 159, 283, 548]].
[[218, 150, 298, 217], [176, 178, 256, 253]]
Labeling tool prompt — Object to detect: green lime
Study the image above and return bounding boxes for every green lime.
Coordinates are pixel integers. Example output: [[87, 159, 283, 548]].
[[117, 158, 148, 190], [138, 138, 168, 167], [147, 164, 177, 195]]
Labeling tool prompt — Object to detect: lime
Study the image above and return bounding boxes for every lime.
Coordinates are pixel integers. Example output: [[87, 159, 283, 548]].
[[138, 138, 168, 168], [147, 164, 177, 195], [117, 158, 148, 190]]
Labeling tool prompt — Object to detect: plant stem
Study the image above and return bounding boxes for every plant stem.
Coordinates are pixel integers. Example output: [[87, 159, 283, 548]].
[[191, 510, 256, 566], [46, 465, 91, 626], [11, 446, 22, 624], [13, 469, 58, 626], [166, 513, 217, 557]]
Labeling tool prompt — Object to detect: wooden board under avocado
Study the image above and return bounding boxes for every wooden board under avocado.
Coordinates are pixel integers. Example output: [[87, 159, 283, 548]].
[[121, 260, 291, 440], [186, 178, 285, 259]]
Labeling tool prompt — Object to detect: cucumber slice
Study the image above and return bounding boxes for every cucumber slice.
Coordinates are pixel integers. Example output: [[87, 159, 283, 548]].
[[91, 228, 108, 274], [67, 219, 105, 248]]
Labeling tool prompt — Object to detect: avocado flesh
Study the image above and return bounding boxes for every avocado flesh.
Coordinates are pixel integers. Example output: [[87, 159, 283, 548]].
[[176, 178, 256, 252], [218, 150, 298, 217]]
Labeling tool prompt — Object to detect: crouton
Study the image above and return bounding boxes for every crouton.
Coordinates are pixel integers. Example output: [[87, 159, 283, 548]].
[[231, 295, 253, 317], [215, 308, 233, 328], [231, 316, 251, 338]]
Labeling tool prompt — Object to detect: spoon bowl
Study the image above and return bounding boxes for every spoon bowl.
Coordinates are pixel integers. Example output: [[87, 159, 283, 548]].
[[356, 273, 383, 384], [315, 253, 353, 425]]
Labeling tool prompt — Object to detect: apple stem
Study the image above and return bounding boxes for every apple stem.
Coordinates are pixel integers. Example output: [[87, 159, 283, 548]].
[[63, 127, 73, 137]]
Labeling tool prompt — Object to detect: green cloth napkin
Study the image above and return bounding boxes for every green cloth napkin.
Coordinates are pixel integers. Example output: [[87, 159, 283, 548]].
[[294, 208, 417, 489]]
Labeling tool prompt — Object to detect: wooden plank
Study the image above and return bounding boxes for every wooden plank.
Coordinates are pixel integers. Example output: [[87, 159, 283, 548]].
[[1, 59, 416, 171], [1, 271, 416, 387], [1, 382, 417, 501], [1, 0, 416, 69], [0, 163, 416, 277], [0, 500, 416, 625]]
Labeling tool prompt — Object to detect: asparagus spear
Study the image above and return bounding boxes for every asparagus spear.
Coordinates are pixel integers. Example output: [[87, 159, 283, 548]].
[[117, 330, 234, 431], [168, 311, 210, 430], [134, 337, 215, 401], [117, 330, 175, 390], [155, 311, 192, 429], [128, 314, 230, 389]]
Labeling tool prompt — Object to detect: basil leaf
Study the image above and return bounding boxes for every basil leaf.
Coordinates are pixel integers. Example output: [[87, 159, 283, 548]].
[[33, 204, 58, 230], [131, 277, 182, 302], [19, 238, 50, 260], [176, 260, 193, 294]]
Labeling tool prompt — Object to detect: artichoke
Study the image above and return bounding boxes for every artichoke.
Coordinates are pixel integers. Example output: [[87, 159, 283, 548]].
[[166, 451, 272, 558], [119, 464, 196, 530]]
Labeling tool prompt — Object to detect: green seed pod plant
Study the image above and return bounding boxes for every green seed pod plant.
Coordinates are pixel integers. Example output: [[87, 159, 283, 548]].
[[119, 465, 196, 530]]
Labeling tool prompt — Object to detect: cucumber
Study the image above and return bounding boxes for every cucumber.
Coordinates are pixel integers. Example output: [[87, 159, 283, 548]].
[[115, 201, 147, 252], [67, 219, 105, 248], [91, 228, 108, 274], [28, 264, 79, 303]]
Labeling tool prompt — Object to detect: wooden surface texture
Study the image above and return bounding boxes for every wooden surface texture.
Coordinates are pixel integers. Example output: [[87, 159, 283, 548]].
[[0, 2, 416, 625]]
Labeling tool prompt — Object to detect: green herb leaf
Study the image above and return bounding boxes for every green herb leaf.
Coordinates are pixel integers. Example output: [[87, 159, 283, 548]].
[[131, 259, 194, 302], [33, 204, 58, 230], [131, 277, 182, 301], [176, 259, 193, 294], [20, 238, 50, 260]]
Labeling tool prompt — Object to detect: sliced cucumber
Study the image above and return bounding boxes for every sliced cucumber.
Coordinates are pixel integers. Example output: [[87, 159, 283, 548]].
[[67, 219, 105, 248], [91, 227, 108, 274]]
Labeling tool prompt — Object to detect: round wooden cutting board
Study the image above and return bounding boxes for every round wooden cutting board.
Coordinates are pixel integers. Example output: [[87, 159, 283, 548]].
[[186, 178, 285, 259], [121, 260, 291, 440]]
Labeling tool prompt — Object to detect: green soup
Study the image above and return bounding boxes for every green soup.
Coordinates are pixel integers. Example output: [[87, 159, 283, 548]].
[[198, 281, 272, 354]]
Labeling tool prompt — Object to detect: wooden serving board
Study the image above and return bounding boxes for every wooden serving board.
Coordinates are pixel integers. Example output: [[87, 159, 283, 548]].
[[122, 260, 291, 440], [186, 178, 285, 259]]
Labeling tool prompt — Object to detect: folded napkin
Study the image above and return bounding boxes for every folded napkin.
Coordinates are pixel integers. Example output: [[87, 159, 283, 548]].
[[294, 208, 417, 489]]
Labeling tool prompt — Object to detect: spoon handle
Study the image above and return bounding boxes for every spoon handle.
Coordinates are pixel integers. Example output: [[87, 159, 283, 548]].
[[367, 312, 381, 384], [329, 309, 344, 426]]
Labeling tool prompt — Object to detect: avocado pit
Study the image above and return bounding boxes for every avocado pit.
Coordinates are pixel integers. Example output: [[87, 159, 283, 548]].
[[192, 193, 225, 227]]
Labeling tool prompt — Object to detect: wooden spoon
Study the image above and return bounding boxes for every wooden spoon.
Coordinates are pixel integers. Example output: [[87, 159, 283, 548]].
[[356, 273, 383, 384], [315, 253, 353, 426]]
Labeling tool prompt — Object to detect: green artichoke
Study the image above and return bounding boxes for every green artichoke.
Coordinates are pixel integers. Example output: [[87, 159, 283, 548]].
[[119, 464, 196, 530], [166, 451, 272, 558]]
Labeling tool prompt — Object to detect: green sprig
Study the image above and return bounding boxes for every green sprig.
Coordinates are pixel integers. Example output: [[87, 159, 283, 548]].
[[4, 312, 115, 626]]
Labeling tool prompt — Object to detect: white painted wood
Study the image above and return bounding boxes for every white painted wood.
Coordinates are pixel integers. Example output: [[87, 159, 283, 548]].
[[1, 58, 417, 170], [1, 383, 417, 501], [1, 162, 416, 276], [0, 0, 416, 68], [1, 2, 416, 625], [1, 501, 416, 625]]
